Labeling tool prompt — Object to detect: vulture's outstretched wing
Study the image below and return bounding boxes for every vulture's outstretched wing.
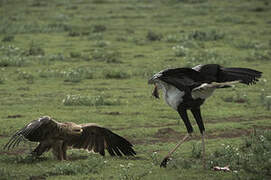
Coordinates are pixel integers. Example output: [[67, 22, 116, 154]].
[[193, 64, 262, 85], [3, 116, 60, 150], [70, 124, 136, 157]]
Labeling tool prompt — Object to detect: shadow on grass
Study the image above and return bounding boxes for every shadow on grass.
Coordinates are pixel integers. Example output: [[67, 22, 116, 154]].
[[0, 154, 49, 164]]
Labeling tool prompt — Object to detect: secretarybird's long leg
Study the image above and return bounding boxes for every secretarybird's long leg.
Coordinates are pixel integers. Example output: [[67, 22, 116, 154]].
[[191, 108, 206, 169], [160, 133, 191, 167], [160, 108, 192, 168]]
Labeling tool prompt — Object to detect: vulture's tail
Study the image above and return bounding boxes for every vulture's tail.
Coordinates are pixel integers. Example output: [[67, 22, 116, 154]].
[[219, 67, 262, 85]]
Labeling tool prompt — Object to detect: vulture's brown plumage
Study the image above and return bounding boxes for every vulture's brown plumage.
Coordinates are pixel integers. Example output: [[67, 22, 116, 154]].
[[3, 116, 136, 160]]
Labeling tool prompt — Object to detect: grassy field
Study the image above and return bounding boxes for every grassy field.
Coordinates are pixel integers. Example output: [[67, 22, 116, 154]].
[[0, 0, 271, 179]]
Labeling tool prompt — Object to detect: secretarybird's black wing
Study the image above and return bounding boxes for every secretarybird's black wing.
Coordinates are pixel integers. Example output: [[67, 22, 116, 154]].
[[156, 68, 204, 91], [193, 64, 262, 85]]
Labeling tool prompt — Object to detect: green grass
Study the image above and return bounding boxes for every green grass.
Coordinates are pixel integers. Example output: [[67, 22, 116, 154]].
[[0, 0, 271, 179]]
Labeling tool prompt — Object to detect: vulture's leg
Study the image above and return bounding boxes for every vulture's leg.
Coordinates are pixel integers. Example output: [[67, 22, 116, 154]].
[[191, 108, 206, 169], [32, 144, 43, 157], [160, 108, 193, 168], [52, 141, 64, 160], [32, 142, 51, 157], [62, 142, 68, 160]]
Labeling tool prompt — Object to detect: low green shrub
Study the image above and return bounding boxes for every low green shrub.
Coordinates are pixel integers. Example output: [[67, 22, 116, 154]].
[[184, 49, 231, 67], [221, 89, 249, 104], [163, 34, 182, 43], [46, 156, 105, 176], [92, 24, 106, 33], [39, 69, 64, 78], [91, 49, 121, 63], [46, 23, 71, 32], [188, 29, 224, 41], [26, 42, 45, 56], [69, 52, 81, 58], [191, 142, 202, 159], [68, 31, 80, 37], [259, 89, 271, 110], [88, 33, 104, 40], [39, 67, 94, 81], [63, 68, 94, 82], [31, 0, 47, 7], [48, 53, 66, 61], [168, 157, 193, 169], [63, 71, 83, 83], [146, 30, 162, 41], [0, 77, 4, 84], [0, 45, 22, 56], [2, 35, 14, 42], [173, 0, 206, 3], [17, 71, 34, 84], [245, 50, 271, 62], [103, 70, 130, 79], [172, 45, 189, 57], [208, 130, 271, 177], [63, 94, 121, 106], [94, 40, 110, 48], [0, 56, 26, 67], [234, 40, 266, 50], [0, 167, 26, 179]]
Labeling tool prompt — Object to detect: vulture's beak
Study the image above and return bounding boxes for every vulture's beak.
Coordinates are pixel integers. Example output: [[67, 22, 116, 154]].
[[152, 84, 160, 99], [73, 128, 83, 135]]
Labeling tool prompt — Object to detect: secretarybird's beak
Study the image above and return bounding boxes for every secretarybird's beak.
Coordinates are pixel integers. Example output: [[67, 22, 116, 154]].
[[148, 77, 155, 84]]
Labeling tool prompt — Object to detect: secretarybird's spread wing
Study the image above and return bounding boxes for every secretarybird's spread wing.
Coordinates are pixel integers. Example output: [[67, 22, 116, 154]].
[[193, 64, 262, 85], [152, 68, 204, 91]]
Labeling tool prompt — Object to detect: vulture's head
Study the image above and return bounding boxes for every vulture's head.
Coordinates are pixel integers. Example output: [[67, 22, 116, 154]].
[[60, 122, 83, 137]]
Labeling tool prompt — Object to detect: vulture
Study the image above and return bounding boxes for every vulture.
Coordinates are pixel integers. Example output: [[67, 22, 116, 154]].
[[3, 116, 136, 160], [148, 64, 262, 168]]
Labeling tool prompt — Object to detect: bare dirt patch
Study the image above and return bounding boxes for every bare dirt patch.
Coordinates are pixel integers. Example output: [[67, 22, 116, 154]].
[[29, 175, 46, 180], [111, 122, 177, 131], [153, 127, 180, 139], [0, 134, 9, 138], [207, 115, 271, 124], [113, 115, 271, 131], [0, 148, 28, 155], [102, 111, 142, 116], [103, 111, 122, 115], [132, 126, 270, 145]]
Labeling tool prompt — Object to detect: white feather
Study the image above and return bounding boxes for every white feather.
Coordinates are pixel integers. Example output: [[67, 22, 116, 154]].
[[152, 70, 163, 79], [191, 83, 215, 99], [191, 81, 239, 99], [157, 80, 185, 110], [27, 122, 33, 128], [192, 64, 203, 71]]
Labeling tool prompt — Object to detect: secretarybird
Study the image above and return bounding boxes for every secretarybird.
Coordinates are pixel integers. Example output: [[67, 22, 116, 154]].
[[148, 64, 262, 168]]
